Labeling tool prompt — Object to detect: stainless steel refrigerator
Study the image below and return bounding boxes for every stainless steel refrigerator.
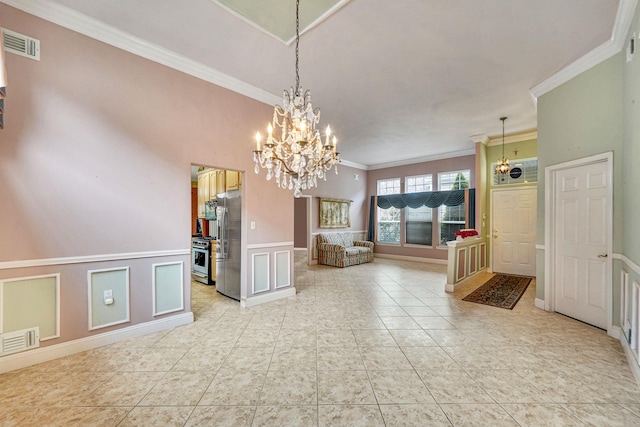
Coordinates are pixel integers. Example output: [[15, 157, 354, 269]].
[[215, 190, 241, 300]]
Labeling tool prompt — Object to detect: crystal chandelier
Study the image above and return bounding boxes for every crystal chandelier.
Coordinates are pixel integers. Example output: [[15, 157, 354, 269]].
[[253, 0, 339, 198], [495, 116, 510, 174]]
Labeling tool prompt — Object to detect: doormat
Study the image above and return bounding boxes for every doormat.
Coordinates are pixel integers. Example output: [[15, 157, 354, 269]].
[[462, 274, 532, 310]]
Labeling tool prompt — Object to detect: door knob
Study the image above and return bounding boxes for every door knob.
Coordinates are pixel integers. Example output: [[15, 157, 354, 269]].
[[598, 254, 608, 258]]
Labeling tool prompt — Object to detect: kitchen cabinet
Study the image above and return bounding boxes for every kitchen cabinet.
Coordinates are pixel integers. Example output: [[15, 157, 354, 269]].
[[216, 170, 226, 195], [210, 240, 217, 282], [197, 169, 224, 218], [197, 172, 210, 218], [225, 170, 241, 191], [208, 170, 218, 199], [199, 170, 240, 218]]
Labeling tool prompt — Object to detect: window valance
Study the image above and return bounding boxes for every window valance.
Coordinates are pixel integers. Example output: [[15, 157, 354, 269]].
[[376, 189, 473, 209], [367, 189, 475, 242]]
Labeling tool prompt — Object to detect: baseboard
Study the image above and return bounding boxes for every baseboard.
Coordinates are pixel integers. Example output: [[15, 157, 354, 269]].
[[535, 298, 545, 310], [609, 325, 622, 340], [0, 312, 194, 374], [241, 287, 296, 308], [615, 325, 640, 388], [374, 253, 448, 265], [445, 283, 460, 292], [445, 269, 488, 293]]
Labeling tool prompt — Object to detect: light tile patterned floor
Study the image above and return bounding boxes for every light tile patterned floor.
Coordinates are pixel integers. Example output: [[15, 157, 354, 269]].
[[1, 253, 640, 426]]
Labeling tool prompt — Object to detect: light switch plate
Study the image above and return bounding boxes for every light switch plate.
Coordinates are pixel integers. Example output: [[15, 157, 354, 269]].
[[104, 289, 114, 305]]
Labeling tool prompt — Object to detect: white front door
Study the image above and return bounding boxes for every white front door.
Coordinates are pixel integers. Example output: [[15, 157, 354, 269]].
[[553, 160, 610, 330], [491, 187, 537, 276]]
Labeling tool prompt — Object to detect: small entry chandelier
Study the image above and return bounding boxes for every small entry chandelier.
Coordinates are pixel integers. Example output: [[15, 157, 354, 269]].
[[495, 116, 510, 175], [253, 0, 339, 198]]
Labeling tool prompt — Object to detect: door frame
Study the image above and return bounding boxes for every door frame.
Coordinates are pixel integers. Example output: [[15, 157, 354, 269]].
[[490, 186, 537, 275], [544, 151, 613, 332], [300, 195, 313, 265]]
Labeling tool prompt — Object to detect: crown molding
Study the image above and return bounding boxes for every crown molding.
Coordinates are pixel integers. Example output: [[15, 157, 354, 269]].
[[470, 134, 490, 145], [338, 158, 368, 170], [0, 0, 281, 106], [530, 0, 638, 101], [487, 130, 538, 146], [367, 148, 476, 171]]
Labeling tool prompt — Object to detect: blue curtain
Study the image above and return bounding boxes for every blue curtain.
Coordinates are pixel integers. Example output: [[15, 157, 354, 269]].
[[367, 198, 376, 241]]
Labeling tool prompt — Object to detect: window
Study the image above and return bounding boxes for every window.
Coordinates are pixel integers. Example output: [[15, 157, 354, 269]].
[[438, 170, 470, 246], [405, 175, 433, 246], [377, 178, 401, 243], [492, 158, 538, 185]]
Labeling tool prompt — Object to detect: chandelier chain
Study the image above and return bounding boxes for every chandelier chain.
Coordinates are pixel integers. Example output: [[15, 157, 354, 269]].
[[501, 116, 506, 158], [295, 0, 300, 96], [252, 0, 340, 197], [495, 116, 510, 175]]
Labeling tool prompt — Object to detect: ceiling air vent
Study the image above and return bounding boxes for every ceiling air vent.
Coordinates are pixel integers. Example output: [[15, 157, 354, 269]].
[[2, 28, 40, 61]]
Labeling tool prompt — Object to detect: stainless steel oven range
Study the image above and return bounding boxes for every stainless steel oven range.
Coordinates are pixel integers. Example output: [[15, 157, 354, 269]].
[[191, 237, 213, 285]]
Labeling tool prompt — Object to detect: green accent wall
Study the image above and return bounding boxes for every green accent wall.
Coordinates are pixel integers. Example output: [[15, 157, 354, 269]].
[[486, 139, 538, 172], [623, 13, 640, 265], [537, 43, 631, 316], [620, 5, 640, 333]]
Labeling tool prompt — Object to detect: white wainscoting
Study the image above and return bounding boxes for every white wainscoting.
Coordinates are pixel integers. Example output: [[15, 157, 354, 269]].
[[252, 253, 270, 294], [152, 261, 184, 316], [0, 249, 190, 270], [632, 281, 640, 361], [245, 243, 295, 307], [445, 238, 486, 292], [0, 273, 60, 340], [275, 251, 291, 289], [0, 312, 193, 374], [622, 270, 630, 335], [0, 251, 191, 373], [87, 267, 130, 331]]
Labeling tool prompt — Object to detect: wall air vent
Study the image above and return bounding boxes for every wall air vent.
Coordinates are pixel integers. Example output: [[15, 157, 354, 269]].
[[2, 28, 40, 61], [0, 327, 40, 356]]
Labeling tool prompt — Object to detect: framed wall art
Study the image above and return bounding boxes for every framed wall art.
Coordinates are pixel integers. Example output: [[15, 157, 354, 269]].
[[319, 198, 351, 228]]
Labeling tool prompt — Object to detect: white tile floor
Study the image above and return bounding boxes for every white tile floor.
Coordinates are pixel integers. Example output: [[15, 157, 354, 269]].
[[1, 253, 640, 426]]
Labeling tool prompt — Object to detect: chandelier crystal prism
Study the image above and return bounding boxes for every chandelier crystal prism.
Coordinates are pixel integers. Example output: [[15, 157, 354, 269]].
[[253, 0, 339, 198], [495, 116, 510, 175]]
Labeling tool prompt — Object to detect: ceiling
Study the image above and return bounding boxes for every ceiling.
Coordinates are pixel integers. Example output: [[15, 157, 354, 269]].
[[14, 0, 623, 168]]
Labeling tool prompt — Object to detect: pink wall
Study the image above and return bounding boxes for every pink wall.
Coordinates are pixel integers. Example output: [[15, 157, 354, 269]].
[[303, 163, 368, 234], [0, 5, 294, 349], [0, 5, 292, 260], [366, 155, 476, 260]]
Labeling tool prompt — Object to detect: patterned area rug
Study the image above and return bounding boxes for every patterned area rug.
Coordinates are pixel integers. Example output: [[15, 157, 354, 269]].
[[462, 274, 532, 310]]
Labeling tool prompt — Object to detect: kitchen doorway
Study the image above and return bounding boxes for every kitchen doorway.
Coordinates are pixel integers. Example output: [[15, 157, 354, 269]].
[[190, 164, 243, 302]]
